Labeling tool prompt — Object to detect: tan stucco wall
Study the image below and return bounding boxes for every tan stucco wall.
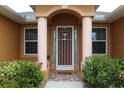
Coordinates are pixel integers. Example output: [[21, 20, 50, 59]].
[[111, 16, 124, 57], [0, 14, 20, 61], [20, 24, 38, 61], [0, 12, 113, 71]]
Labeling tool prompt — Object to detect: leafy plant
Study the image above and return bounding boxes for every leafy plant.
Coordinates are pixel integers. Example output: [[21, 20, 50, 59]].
[[15, 61, 42, 88], [83, 56, 123, 88], [0, 79, 19, 88], [0, 61, 42, 88], [118, 58, 124, 87]]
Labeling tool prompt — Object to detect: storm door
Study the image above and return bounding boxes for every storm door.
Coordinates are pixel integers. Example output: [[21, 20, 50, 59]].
[[56, 26, 74, 70]]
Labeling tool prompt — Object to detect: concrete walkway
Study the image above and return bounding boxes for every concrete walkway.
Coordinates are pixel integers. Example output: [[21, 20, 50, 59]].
[[45, 81, 83, 88], [44, 72, 83, 88]]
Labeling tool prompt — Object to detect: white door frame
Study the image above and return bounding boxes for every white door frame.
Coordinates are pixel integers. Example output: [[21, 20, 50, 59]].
[[56, 26, 74, 70]]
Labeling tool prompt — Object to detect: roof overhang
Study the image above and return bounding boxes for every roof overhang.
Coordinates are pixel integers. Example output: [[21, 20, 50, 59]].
[[0, 5, 124, 24], [0, 5, 25, 24], [93, 5, 124, 23], [0, 5, 37, 24]]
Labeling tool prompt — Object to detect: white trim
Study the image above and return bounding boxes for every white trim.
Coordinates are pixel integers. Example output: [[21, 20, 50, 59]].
[[72, 27, 74, 69], [92, 27, 108, 55], [56, 26, 74, 70], [56, 27, 58, 69], [52, 30, 56, 64], [75, 30, 78, 65], [24, 27, 38, 56]]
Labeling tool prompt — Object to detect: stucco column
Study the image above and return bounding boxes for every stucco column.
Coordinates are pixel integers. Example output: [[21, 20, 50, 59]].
[[82, 17, 92, 66], [38, 17, 48, 81]]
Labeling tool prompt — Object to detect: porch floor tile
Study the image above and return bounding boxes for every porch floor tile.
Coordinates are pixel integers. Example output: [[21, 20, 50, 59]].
[[49, 71, 81, 81]]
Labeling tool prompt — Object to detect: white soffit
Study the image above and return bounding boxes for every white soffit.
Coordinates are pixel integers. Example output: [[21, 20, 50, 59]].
[[0, 5, 36, 24], [7, 5, 36, 23], [0, 5, 25, 23], [93, 5, 120, 21], [7, 5, 33, 13], [105, 5, 124, 22], [94, 5, 124, 23], [97, 5, 120, 12]]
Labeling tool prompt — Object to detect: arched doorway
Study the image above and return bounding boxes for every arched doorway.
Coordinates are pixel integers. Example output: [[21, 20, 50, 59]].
[[48, 9, 82, 70]]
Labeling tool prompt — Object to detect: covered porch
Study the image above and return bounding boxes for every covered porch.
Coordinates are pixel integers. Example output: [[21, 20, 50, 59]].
[[35, 5, 95, 81]]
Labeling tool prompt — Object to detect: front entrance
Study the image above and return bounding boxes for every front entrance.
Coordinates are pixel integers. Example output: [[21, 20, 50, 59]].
[[56, 26, 74, 70]]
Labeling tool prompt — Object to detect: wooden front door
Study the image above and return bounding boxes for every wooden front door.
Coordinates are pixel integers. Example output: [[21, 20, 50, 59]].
[[56, 26, 74, 70]]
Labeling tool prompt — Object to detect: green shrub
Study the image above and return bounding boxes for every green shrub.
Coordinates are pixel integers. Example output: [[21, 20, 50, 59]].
[[118, 58, 124, 70], [83, 56, 123, 88], [0, 61, 42, 88], [0, 79, 19, 88], [0, 61, 20, 80], [15, 61, 42, 88], [117, 58, 124, 87]]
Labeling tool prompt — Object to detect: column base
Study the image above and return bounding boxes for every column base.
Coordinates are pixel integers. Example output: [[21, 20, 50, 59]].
[[42, 70, 49, 82]]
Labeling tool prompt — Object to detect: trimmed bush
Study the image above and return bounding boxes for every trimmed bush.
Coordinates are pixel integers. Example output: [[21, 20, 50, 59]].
[[83, 56, 123, 88], [118, 58, 124, 87], [0, 79, 19, 88], [0, 61, 42, 88], [118, 58, 124, 70]]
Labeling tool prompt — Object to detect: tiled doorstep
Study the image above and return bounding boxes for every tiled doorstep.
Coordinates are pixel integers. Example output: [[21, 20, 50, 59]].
[[49, 72, 81, 81], [45, 81, 84, 88]]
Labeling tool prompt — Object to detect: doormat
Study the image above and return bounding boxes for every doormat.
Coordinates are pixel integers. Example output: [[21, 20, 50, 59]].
[[57, 71, 72, 75]]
